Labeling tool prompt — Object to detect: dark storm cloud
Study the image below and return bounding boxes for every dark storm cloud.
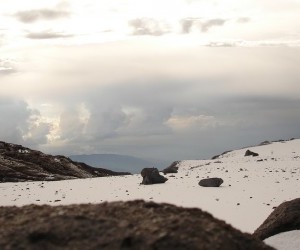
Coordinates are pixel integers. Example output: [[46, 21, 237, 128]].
[[180, 18, 227, 33], [128, 18, 169, 36], [26, 31, 73, 39], [3, 44, 300, 160], [53, 80, 300, 160], [14, 9, 70, 23], [58, 83, 175, 145]]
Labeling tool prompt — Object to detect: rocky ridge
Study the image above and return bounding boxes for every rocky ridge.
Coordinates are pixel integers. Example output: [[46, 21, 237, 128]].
[[0, 141, 130, 182]]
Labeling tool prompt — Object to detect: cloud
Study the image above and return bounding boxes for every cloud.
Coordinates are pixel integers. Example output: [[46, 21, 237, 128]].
[[26, 31, 73, 39], [14, 9, 70, 23], [200, 19, 227, 32], [2, 44, 300, 160], [128, 18, 169, 36], [237, 17, 251, 23], [180, 18, 227, 33], [165, 115, 218, 131], [0, 34, 4, 47], [0, 97, 51, 146], [205, 41, 242, 47], [59, 108, 86, 141], [0, 59, 16, 75], [180, 18, 200, 34], [24, 122, 52, 145]]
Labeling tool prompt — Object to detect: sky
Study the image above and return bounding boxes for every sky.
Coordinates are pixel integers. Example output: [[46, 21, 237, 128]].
[[1, 0, 300, 162]]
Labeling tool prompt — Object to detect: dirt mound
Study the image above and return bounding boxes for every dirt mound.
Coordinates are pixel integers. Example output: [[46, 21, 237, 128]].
[[253, 198, 300, 240], [0, 141, 130, 182], [0, 200, 273, 250]]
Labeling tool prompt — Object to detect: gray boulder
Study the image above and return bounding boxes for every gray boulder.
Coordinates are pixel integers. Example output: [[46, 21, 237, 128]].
[[141, 168, 168, 185], [163, 161, 179, 174], [199, 178, 224, 187]]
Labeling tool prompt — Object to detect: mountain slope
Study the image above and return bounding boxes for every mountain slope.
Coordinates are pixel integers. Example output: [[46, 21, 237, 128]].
[[0, 141, 130, 182], [69, 154, 165, 174], [0, 138, 299, 234]]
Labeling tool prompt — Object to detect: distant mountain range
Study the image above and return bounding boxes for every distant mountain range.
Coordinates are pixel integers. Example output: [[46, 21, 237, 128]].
[[69, 154, 169, 174]]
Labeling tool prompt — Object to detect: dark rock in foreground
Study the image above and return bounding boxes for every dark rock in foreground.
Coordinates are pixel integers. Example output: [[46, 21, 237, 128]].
[[245, 150, 259, 157], [0, 141, 130, 183], [253, 198, 300, 240], [162, 161, 179, 174], [0, 200, 273, 250], [141, 168, 168, 185], [199, 178, 224, 187]]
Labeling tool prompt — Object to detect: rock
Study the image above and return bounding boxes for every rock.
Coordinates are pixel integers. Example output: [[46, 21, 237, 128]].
[[245, 150, 259, 157], [162, 161, 179, 174], [259, 141, 271, 146], [253, 198, 300, 240], [211, 150, 232, 160], [141, 168, 168, 185], [0, 200, 273, 250], [199, 178, 224, 187]]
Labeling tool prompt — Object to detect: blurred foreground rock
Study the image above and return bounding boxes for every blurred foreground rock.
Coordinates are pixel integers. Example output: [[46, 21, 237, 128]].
[[253, 198, 300, 240], [0, 200, 273, 250]]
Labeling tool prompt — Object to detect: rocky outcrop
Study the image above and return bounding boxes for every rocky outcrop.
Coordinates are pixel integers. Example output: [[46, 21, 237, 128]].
[[211, 150, 232, 160], [199, 178, 224, 187], [259, 141, 271, 146], [0, 141, 130, 183], [0, 200, 273, 250], [162, 161, 179, 174], [253, 198, 300, 240], [141, 168, 168, 185], [245, 150, 259, 157]]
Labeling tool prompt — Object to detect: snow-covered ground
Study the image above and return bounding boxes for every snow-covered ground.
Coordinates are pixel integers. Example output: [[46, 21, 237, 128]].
[[0, 139, 299, 235], [264, 230, 300, 250]]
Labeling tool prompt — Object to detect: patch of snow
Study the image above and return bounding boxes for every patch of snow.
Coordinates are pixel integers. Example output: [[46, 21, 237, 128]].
[[0, 139, 299, 235], [264, 230, 300, 250], [18, 149, 29, 154]]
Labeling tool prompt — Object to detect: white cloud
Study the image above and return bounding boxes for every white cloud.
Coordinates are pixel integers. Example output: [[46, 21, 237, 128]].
[[14, 9, 70, 23], [26, 30, 73, 39], [129, 18, 170, 36], [165, 115, 218, 131], [0, 97, 52, 146]]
